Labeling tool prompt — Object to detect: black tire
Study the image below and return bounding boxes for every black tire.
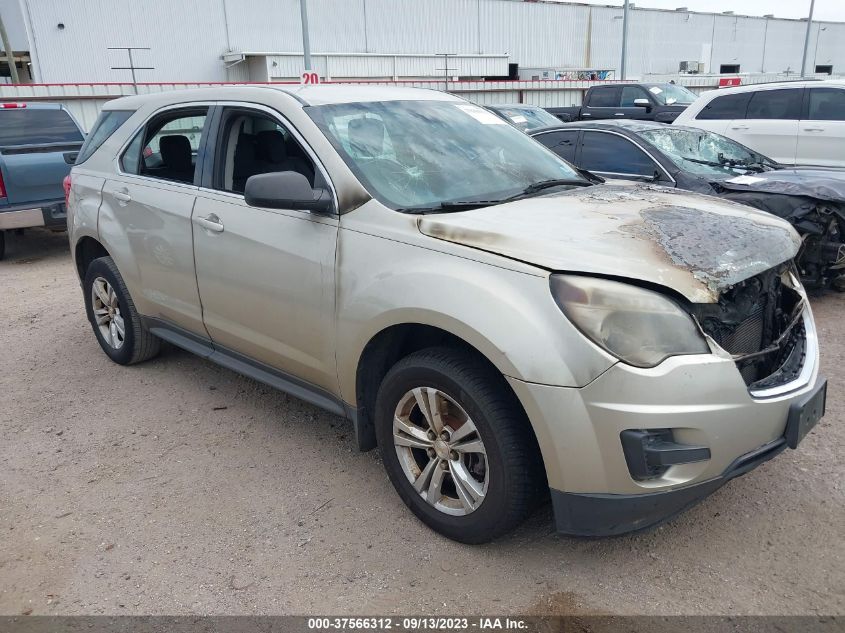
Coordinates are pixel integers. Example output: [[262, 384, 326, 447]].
[[375, 347, 545, 544], [83, 256, 160, 365], [0, 231, 5, 260]]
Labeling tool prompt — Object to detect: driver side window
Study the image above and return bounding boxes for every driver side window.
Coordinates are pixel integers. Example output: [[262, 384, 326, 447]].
[[214, 109, 317, 194]]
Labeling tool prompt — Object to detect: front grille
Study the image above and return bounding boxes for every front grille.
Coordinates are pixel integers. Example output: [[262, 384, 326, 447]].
[[691, 264, 806, 388]]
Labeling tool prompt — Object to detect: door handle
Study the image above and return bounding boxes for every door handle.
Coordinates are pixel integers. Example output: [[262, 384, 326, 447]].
[[803, 127, 825, 132], [196, 214, 224, 233], [614, 112, 626, 116], [730, 125, 750, 130], [113, 191, 131, 203]]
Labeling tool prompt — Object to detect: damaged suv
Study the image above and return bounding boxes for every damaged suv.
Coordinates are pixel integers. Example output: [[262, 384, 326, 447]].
[[67, 86, 826, 543]]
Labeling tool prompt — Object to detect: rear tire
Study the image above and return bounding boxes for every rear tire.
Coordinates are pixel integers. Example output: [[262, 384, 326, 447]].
[[375, 347, 544, 544], [83, 256, 160, 365], [0, 231, 5, 260]]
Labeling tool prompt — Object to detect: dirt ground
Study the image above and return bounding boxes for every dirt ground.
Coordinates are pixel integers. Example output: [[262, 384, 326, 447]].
[[1, 228, 843, 616]]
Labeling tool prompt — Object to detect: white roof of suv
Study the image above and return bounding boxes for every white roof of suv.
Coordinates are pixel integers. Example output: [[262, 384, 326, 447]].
[[103, 84, 460, 111], [703, 79, 845, 97]]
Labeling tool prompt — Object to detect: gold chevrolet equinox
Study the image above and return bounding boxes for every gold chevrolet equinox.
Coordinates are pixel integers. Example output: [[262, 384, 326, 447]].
[[66, 86, 827, 543]]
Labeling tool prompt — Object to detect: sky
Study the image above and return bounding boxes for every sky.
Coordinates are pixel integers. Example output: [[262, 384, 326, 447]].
[[572, 0, 845, 21]]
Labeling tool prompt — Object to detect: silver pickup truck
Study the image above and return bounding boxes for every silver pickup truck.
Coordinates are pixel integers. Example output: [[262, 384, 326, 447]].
[[0, 102, 85, 259]]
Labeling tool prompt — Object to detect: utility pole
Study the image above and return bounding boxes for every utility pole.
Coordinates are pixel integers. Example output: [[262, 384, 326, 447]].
[[300, 0, 312, 71], [0, 9, 20, 84], [109, 47, 154, 91], [436, 53, 457, 92], [620, 0, 630, 80], [800, 0, 816, 78]]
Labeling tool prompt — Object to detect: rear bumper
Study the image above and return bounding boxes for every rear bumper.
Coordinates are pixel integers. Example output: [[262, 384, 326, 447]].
[[550, 436, 789, 536], [0, 200, 67, 230]]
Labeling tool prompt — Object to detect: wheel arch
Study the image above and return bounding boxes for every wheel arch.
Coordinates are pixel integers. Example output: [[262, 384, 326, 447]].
[[351, 320, 541, 466], [74, 235, 111, 281]]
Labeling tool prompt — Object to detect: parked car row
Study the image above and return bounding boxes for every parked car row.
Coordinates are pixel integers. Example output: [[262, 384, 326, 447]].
[[63, 85, 826, 544]]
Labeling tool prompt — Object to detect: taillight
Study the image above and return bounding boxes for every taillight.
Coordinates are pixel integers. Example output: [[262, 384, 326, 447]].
[[1, 102, 26, 108], [63, 174, 72, 206], [0, 169, 6, 199]]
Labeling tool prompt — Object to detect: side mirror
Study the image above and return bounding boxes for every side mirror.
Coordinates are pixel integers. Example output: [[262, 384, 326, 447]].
[[244, 171, 333, 213], [633, 98, 651, 109]]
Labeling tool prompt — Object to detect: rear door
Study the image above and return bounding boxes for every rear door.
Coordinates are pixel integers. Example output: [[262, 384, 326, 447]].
[[580, 86, 621, 120], [191, 104, 339, 393], [531, 129, 581, 164], [796, 86, 845, 167], [99, 105, 210, 336], [687, 91, 751, 135], [0, 105, 84, 205], [727, 88, 802, 164]]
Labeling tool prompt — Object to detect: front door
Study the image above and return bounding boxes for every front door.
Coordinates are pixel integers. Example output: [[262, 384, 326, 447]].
[[192, 106, 339, 393]]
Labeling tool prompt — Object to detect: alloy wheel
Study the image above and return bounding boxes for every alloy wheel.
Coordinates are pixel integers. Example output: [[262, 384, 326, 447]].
[[91, 276, 125, 350]]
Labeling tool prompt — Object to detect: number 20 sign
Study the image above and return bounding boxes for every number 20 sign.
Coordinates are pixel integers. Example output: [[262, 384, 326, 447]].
[[301, 72, 320, 85]]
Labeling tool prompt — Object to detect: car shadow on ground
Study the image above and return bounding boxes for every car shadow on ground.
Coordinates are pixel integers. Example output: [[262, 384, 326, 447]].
[[1, 228, 71, 265]]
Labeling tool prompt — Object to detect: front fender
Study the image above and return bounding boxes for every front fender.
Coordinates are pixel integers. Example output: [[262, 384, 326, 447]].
[[335, 224, 615, 406]]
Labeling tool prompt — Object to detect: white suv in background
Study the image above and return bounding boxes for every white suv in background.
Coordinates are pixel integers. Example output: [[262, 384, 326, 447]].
[[674, 80, 845, 168]]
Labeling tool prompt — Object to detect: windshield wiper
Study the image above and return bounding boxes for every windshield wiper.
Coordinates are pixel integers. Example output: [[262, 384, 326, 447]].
[[396, 200, 504, 214], [505, 178, 593, 201], [680, 156, 726, 168]]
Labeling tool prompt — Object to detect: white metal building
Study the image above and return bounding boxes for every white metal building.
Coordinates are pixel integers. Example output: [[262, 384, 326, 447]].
[[3, 0, 844, 83]]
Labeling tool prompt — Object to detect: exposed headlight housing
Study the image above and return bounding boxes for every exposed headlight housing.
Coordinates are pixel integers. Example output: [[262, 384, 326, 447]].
[[550, 274, 709, 368]]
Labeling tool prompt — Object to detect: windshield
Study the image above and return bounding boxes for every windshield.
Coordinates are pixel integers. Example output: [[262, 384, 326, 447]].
[[307, 100, 584, 211], [644, 84, 697, 106], [491, 105, 561, 131], [636, 127, 775, 178]]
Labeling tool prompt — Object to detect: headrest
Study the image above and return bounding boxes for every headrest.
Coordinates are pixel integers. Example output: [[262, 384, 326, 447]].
[[159, 135, 192, 172], [256, 130, 287, 163]]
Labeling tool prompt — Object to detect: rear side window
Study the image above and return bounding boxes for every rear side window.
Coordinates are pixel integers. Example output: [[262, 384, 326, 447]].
[[76, 110, 133, 164], [746, 89, 802, 120], [807, 88, 845, 121], [533, 130, 580, 163], [696, 93, 750, 120], [121, 108, 208, 185], [586, 88, 619, 108], [580, 131, 656, 177], [0, 108, 84, 145]]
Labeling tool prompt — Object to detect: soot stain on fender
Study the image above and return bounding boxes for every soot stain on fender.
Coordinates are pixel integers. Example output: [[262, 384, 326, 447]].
[[634, 205, 799, 298]]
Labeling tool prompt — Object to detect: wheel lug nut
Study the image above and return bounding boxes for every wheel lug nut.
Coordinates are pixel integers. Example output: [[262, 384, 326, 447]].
[[439, 460, 449, 470], [427, 430, 437, 441], [449, 450, 459, 461], [440, 431, 450, 441], [427, 448, 436, 458]]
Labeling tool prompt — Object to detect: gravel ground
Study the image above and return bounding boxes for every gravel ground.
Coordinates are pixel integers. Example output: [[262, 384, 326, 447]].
[[1, 228, 843, 616]]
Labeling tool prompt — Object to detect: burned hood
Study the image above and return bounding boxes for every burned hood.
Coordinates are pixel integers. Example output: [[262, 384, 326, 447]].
[[418, 184, 801, 303], [714, 168, 845, 203]]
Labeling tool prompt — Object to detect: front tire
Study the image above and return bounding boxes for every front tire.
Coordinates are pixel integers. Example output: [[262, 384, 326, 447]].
[[83, 256, 160, 365], [375, 347, 544, 544]]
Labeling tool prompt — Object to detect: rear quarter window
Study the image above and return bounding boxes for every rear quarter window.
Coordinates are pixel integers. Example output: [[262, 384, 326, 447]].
[[586, 88, 619, 108], [0, 108, 84, 145], [695, 93, 751, 120], [76, 110, 134, 164]]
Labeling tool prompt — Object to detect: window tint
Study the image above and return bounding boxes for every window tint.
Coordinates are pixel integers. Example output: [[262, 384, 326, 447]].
[[807, 88, 845, 121], [620, 86, 648, 107], [0, 108, 84, 145], [121, 109, 208, 184], [746, 89, 802, 120], [533, 130, 580, 163], [580, 131, 656, 177], [76, 110, 133, 164], [215, 109, 316, 194], [696, 93, 751, 120], [586, 87, 619, 108]]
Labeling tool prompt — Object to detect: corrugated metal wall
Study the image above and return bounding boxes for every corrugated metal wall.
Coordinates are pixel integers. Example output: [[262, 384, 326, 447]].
[[16, 0, 845, 83]]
